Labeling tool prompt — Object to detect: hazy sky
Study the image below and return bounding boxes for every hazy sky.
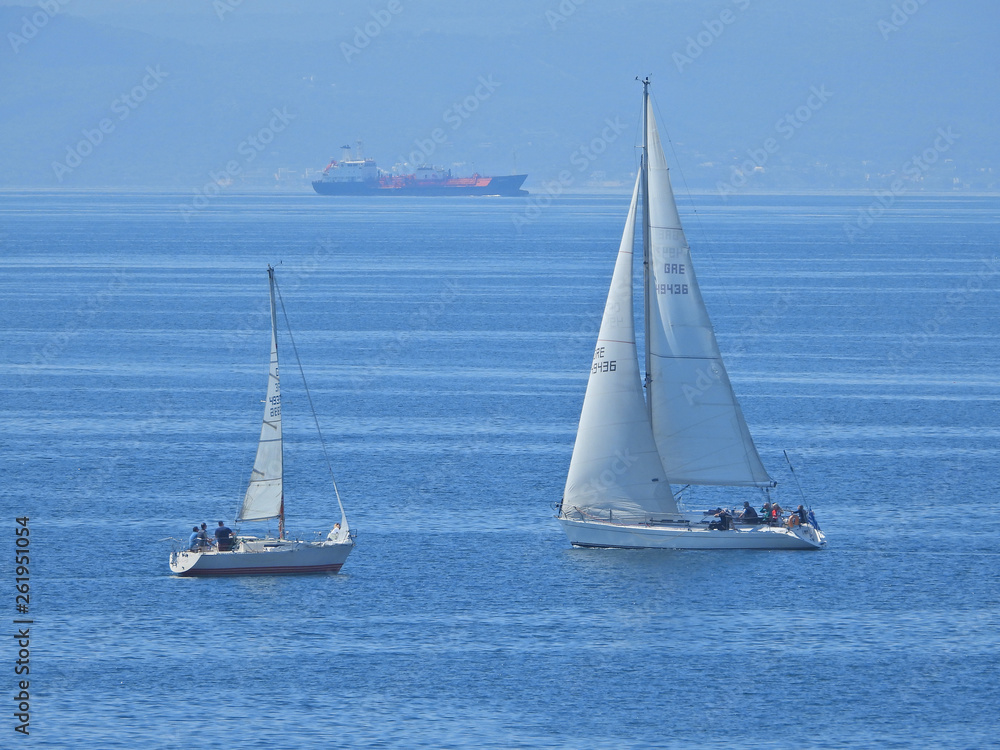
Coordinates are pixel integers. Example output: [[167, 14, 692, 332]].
[[1, 0, 996, 191]]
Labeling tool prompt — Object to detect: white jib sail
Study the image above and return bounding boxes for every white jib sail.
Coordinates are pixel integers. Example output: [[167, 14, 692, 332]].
[[644, 102, 772, 487], [563, 174, 679, 520], [238, 273, 284, 521]]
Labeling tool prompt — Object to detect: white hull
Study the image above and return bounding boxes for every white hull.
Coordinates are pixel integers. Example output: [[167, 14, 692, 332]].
[[169, 537, 353, 576], [558, 517, 826, 550]]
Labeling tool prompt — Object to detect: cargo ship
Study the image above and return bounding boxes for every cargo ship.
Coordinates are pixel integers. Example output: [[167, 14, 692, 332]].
[[312, 145, 528, 197]]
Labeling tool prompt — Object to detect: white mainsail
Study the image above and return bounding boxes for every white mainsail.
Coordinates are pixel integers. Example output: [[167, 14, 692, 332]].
[[562, 175, 679, 520], [643, 102, 773, 487], [238, 269, 284, 521]]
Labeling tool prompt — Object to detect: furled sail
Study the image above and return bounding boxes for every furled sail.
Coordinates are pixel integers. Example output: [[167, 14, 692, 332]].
[[562, 175, 679, 520], [643, 102, 773, 487], [238, 269, 284, 521]]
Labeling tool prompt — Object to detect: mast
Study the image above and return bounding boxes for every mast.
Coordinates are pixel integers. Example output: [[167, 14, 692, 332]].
[[640, 77, 652, 419], [267, 265, 286, 540]]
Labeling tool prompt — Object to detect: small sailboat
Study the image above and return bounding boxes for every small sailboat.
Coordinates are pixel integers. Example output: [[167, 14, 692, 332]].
[[558, 79, 825, 550], [169, 266, 354, 575]]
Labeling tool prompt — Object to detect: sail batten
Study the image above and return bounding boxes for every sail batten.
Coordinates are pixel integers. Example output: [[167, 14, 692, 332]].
[[562, 173, 678, 520], [643, 101, 773, 488]]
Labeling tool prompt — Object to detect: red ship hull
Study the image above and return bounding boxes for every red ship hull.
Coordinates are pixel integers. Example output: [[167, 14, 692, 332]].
[[313, 173, 528, 196]]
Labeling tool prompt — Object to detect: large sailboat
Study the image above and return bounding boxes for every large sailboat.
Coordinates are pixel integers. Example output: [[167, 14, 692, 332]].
[[557, 80, 825, 550], [169, 267, 354, 575]]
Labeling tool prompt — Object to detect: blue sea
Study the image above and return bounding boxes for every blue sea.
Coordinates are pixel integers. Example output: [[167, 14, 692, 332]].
[[3, 190, 999, 748]]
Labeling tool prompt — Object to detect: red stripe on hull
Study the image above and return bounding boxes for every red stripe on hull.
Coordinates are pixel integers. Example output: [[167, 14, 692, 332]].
[[177, 563, 343, 577]]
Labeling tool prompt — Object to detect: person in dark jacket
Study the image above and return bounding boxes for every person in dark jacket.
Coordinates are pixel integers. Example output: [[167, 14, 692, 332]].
[[709, 508, 732, 531], [215, 521, 235, 551]]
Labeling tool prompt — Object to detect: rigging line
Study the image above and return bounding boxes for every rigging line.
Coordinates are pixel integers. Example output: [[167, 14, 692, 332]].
[[783, 450, 808, 508], [632, 91, 643, 178], [649, 89, 710, 247], [649, 91, 719, 324], [272, 275, 349, 524]]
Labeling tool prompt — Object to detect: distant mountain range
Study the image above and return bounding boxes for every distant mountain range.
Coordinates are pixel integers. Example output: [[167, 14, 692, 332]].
[[1, 1, 996, 192]]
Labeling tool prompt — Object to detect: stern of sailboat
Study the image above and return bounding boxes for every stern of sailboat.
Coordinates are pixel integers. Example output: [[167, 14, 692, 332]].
[[168, 548, 204, 575]]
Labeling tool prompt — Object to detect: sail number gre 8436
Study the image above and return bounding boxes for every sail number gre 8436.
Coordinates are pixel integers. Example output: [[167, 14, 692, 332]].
[[15, 517, 29, 609], [658, 262, 688, 295], [592, 346, 617, 374], [656, 283, 689, 295]]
